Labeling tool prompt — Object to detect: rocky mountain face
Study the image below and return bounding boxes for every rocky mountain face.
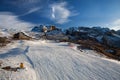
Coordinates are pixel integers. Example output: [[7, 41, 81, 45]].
[[31, 25, 120, 48], [31, 25, 68, 40], [31, 25, 120, 60], [116, 30, 120, 35], [65, 27, 120, 48], [64, 26, 120, 60], [0, 25, 120, 60], [31, 25, 44, 32]]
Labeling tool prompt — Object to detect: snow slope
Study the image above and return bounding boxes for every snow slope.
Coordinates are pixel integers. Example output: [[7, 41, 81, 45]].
[[0, 28, 11, 37], [0, 40, 120, 80]]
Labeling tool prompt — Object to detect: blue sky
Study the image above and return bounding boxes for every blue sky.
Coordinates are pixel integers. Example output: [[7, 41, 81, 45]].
[[0, 0, 120, 30]]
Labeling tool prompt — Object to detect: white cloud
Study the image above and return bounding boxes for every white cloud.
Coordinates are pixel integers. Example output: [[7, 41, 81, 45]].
[[19, 7, 41, 16], [107, 19, 120, 30], [0, 12, 35, 31], [113, 19, 120, 25], [50, 2, 73, 24], [51, 7, 55, 19]]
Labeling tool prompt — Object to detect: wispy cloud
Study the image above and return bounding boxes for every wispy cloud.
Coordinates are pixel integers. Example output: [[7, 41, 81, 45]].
[[19, 7, 41, 16], [6, 0, 50, 17], [1, 0, 79, 25], [107, 19, 120, 30], [0, 12, 35, 31], [50, 2, 78, 24], [9, 0, 40, 5]]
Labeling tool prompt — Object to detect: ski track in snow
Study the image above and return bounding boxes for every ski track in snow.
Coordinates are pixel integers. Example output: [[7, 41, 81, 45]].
[[0, 40, 120, 80], [23, 46, 35, 68], [26, 40, 120, 80]]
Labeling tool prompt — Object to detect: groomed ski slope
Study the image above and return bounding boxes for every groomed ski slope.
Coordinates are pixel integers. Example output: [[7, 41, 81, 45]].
[[0, 40, 120, 80]]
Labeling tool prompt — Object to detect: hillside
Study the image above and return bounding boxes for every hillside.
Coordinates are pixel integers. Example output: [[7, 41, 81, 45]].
[[30, 25, 120, 60], [0, 40, 120, 80]]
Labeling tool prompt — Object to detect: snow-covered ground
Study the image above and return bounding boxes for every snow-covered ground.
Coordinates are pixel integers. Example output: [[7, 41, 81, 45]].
[[0, 40, 120, 80], [0, 29, 11, 37]]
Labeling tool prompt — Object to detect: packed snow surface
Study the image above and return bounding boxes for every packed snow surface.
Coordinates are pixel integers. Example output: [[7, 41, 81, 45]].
[[0, 40, 120, 80]]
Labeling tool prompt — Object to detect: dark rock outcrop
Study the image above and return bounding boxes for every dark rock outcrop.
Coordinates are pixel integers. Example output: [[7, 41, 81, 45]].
[[0, 37, 10, 46], [46, 30, 69, 41], [102, 35, 120, 48], [13, 32, 32, 40], [31, 25, 44, 32]]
